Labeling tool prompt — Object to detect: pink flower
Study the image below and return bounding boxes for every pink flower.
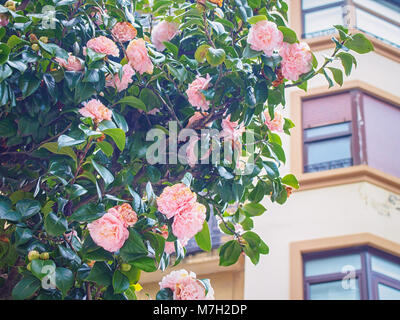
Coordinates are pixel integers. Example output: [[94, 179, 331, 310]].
[[87, 212, 129, 252], [185, 136, 212, 168], [157, 183, 197, 219], [159, 269, 214, 300], [186, 74, 212, 111], [108, 203, 138, 228], [87, 36, 120, 57], [220, 116, 245, 154], [126, 38, 154, 75], [247, 20, 283, 56], [151, 20, 179, 51], [172, 202, 206, 240], [280, 42, 312, 81], [55, 54, 83, 72], [79, 99, 112, 122], [106, 64, 135, 92], [264, 111, 284, 132], [159, 269, 192, 291], [112, 22, 137, 43], [186, 112, 211, 128], [159, 225, 188, 254], [0, 13, 9, 27]]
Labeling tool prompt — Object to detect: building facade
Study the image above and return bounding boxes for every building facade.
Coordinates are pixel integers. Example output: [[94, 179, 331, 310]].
[[139, 0, 400, 300], [244, 0, 400, 300]]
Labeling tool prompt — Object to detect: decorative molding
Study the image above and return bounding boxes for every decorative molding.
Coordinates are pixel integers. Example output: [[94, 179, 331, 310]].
[[290, 233, 400, 300]]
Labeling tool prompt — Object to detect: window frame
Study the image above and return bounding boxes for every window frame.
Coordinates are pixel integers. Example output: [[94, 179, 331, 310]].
[[302, 245, 400, 300]]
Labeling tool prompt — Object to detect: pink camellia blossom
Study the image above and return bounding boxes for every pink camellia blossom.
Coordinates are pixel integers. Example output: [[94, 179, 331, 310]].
[[157, 183, 197, 219], [172, 202, 206, 240], [112, 22, 137, 43], [55, 54, 84, 72], [159, 269, 214, 300], [106, 64, 135, 92], [79, 99, 112, 122], [87, 212, 129, 252], [126, 38, 154, 75], [108, 203, 138, 228], [159, 225, 188, 254], [247, 20, 283, 56], [87, 36, 120, 57], [186, 74, 212, 111], [151, 20, 179, 51], [0, 13, 9, 27], [280, 42, 312, 81], [220, 115, 245, 154], [185, 135, 212, 168], [264, 111, 284, 132]]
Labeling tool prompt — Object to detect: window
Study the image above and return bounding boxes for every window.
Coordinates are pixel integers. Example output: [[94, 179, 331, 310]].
[[303, 246, 400, 300], [353, 0, 400, 48], [302, 0, 346, 38], [302, 90, 400, 177], [301, 0, 400, 48]]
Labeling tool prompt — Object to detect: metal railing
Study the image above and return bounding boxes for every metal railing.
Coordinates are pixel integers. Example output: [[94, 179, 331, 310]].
[[304, 158, 353, 173]]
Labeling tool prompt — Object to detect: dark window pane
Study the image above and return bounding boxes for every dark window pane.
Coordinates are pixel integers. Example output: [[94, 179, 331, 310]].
[[303, 6, 343, 37], [306, 136, 352, 165], [371, 255, 400, 281], [355, 8, 400, 47], [305, 253, 361, 277], [309, 280, 360, 300], [304, 122, 351, 140], [378, 284, 400, 300]]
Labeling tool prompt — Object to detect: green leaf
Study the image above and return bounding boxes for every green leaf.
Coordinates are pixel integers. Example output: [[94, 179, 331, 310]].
[[117, 96, 147, 111], [14, 227, 33, 245], [58, 135, 85, 148], [12, 276, 41, 300], [97, 141, 114, 157], [243, 203, 266, 216], [103, 128, 125, 152], [139, 88, 162, 112], [194, 221, 212, 252], [194, 44, 210, 63], [40, 142, 77, 165], [120, 229, 148, 263], [44, 212, 68, 236], [132, 257, 157, 272], [206, 47, 226, 66], [156, 288, 173, 300], [345, 33, 374, 54], [282, 174, 299, 189], [91, 159, 114, 186], [113, 270, 130, 294], [0, 118, 16, 137], [0, 43, 10, 65], [56, 267, 74, 297], [262, 161, 279, 179], [70, 203, 105, 223], [16, 199, 41, 220], [163, 41, 179, 58], [337, 52, 356, 76], [18, 73, 40, 98], [278, 26, 299, 44], [219, 240, 242, 266], [86, 262, 112, 286], [247, 15, 267, 24], [328, 67, 343, 86], [31, 259, 56, 280]]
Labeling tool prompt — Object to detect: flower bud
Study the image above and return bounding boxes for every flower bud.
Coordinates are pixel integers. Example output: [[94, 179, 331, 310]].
[[28, 250, 40, 261], [31, 44, 40, 52], [5, 1, 15, 7], [39, 36, 48, 44], [29, 34, 38, 44], [27, 262, 32, 271], [40, 252, 49, 260], [121, 263, 131, 272]]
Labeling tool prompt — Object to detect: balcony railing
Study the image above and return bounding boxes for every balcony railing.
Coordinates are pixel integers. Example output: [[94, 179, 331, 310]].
[[304, 158, 353, 173]]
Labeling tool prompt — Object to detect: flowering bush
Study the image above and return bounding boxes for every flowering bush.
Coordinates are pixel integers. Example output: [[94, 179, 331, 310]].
[[0, 0, 372, 300]]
